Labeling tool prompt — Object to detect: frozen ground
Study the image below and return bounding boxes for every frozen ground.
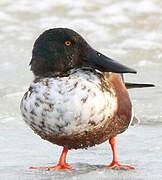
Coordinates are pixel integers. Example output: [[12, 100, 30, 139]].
[[0, 121, 162, 180], [0, 0, 162, 179]]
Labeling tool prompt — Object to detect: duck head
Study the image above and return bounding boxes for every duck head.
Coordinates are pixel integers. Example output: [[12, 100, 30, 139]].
[[30, 28, 136, 77]]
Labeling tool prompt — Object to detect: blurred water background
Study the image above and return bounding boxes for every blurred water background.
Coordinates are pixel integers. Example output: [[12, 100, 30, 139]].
[[0, 0, 162, 179]]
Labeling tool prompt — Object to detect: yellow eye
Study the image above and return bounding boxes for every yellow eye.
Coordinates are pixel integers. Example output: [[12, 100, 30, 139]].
[[65, 41, 71, 46]]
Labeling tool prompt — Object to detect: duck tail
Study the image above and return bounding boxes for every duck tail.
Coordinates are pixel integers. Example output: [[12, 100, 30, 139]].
[[125, 82, 155, 89]]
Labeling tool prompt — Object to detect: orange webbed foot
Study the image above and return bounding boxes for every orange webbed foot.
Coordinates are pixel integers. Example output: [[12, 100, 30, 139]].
[[107, 137, 135, 170], [29, 147, 74, 170], [30, 163, 74, 170], [106, 161, 134, 170]]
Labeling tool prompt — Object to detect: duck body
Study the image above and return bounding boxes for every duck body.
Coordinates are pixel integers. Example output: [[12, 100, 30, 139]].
[[20, 28, 137, 169], [21, 69, 132, 149]]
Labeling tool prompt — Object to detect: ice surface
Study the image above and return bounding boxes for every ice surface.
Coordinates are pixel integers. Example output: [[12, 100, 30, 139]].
[[0, 122, 162, 180], [0, 0, 162, 179]]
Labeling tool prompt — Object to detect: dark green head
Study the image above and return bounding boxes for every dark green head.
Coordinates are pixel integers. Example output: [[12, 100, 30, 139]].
[[30, 28, 136, 77]]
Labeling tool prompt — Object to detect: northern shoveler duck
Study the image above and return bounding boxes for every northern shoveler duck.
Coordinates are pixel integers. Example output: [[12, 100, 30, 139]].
[[20, 28, 154, 170]]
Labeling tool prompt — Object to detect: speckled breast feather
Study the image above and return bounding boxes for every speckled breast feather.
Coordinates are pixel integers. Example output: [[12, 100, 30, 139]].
[[20, 70, 118, 149]]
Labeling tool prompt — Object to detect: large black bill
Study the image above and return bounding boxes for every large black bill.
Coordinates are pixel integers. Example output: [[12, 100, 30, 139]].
[[83, 49, 137, 74]]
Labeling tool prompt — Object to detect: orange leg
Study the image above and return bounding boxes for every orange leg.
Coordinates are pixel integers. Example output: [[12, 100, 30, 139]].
[[106, 137, 134, 169], [30, 147, 74, 170]]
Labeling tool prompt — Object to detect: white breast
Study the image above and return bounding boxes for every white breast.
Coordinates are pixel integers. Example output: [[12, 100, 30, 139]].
[[20, 70, 118, 137]]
